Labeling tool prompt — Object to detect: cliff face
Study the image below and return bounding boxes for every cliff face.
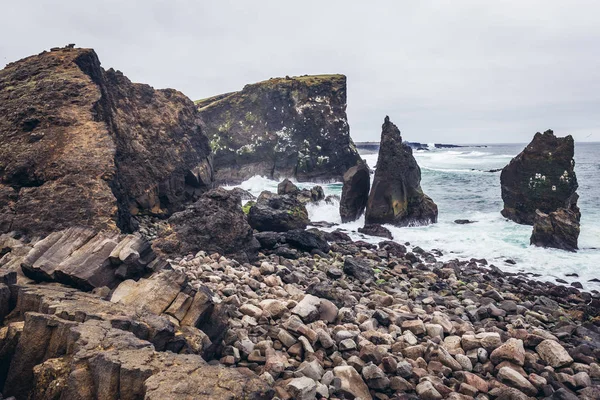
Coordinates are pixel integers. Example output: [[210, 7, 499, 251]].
[[197, 75, 362, 184], [0, 47, 212, 236], [365, 117, 438, 227], [500, 130, 578, 225]]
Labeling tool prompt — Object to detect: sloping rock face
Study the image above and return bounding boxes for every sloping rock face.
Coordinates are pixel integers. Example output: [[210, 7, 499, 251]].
[[500, 130, 579, 225], [0, 284, 272, 399], [0, 47, 212, 236], [340, 161, 370, 222], [531, 208, 580, 251], [197, 75, 362, 184], [365, 117, 438, 227], [153, 188, 259, 262]]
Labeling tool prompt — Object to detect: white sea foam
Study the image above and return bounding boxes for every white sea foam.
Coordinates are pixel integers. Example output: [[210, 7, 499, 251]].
[[230, 144, 600, 291]]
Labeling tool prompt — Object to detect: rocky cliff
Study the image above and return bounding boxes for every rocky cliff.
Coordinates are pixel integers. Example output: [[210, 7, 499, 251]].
[[365, 117, 438, 227], [197, 75, 362, 184], [0, 47, 213, 236], [501, 130, 579, 225]]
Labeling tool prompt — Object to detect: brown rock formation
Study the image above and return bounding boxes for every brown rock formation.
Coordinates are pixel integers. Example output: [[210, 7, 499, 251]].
[[0, 46, 213, 237]]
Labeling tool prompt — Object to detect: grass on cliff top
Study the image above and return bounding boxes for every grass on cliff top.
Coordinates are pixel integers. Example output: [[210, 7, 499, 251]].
[[195, 74, 345, 111]]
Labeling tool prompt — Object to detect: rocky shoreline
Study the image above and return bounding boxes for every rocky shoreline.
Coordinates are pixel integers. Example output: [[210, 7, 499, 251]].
[[0, 45, 598, 399], [1, 220, 599, 399]]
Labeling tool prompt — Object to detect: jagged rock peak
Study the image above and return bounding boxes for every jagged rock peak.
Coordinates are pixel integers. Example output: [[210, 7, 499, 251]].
[[0, 46, 213, 236], [500, 129, 579, 225], [365, 116, 438, 227], [197, 74, 361, 184]]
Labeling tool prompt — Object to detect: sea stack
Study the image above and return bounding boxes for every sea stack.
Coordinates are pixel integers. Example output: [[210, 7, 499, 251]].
[[500, 130, 579, 225], [530, 208, 580, 252], [364, 116, 438, 227], [0, 47, 213, 236], [339, 161, 370, 222], [197, 75, 362, 184]]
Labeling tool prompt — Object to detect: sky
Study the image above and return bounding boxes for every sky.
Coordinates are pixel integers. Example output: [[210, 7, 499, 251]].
[[1, 1, 600, 144]]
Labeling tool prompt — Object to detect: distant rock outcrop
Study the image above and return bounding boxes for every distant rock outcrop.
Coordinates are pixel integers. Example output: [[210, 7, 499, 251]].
[[500, 130, 579, 225], [0, 47, 213, 237], [197, 75, 362, 184], [340, 161, 370, 223], [365, 117, 438, 227], [153, 188, 259, 262], [530, 208, 580, 252]]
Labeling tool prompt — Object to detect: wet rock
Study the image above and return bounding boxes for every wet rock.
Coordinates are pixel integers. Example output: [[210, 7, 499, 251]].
[[153, 188, 259, 262], [248, 193, 309, 232], [283, 230, 330, 253], [358, 224, 393, 239], [500, 130, 579, 225], [197, 74, 361, 184], [365, 116, 438, 227], [530, 208, 580, 251], [340, 161, 370, 223]]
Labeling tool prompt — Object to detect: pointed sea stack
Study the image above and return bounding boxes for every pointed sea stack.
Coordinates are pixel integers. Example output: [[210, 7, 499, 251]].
[[197, 75, 362, 184], [364, 117, 438, 227], [500, 130, 579, 225], [339, 161, 370, 223]]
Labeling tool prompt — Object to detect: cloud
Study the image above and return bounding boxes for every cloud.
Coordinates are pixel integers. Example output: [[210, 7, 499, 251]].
[[2, 0, 599, 143]]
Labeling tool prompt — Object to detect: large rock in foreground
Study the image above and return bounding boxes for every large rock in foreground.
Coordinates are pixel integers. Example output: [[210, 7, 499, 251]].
[[340, 161, 370, 223], [530, 208, 580, 251], [365, 117, 438, 227], [500, 130, 579, 225], [153, 188, 259, 262], [197, 75, 362, 184], [248, 192, 309, 232], [0, 46, 212, 236]]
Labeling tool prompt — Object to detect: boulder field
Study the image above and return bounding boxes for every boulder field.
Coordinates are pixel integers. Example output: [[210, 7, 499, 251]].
[[0, 46, 213, 236], [197, 74, 362, 184]]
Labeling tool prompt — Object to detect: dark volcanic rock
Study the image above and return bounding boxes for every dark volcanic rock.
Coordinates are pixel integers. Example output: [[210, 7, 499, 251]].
[[340, 161, 370, 223], [530, 208, 580, 251], [365, 117, 438, 227], [500, 130, 579, 225], [248, 192, 309, 232], [358, 224, 393, 239], [197, 75, 361, 184], [277, 179, 325, 204], [0, 46, 212, 237], [343, 257, 375, 283], [284, 230, 331, 253], [153, 188, 259, 262]]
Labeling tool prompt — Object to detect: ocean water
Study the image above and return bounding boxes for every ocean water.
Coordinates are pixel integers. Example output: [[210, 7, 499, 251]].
[[232, 143, 600, 292]]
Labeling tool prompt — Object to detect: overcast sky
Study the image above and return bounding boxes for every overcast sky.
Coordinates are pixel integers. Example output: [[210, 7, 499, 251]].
[[2, 1, 599, 143]]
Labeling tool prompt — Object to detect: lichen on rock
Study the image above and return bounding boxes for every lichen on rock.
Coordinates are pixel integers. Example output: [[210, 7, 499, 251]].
[[197, 74, 361, 184]]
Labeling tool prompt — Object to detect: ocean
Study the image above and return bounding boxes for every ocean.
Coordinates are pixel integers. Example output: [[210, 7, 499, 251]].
[[232, 142, 600, 292]]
